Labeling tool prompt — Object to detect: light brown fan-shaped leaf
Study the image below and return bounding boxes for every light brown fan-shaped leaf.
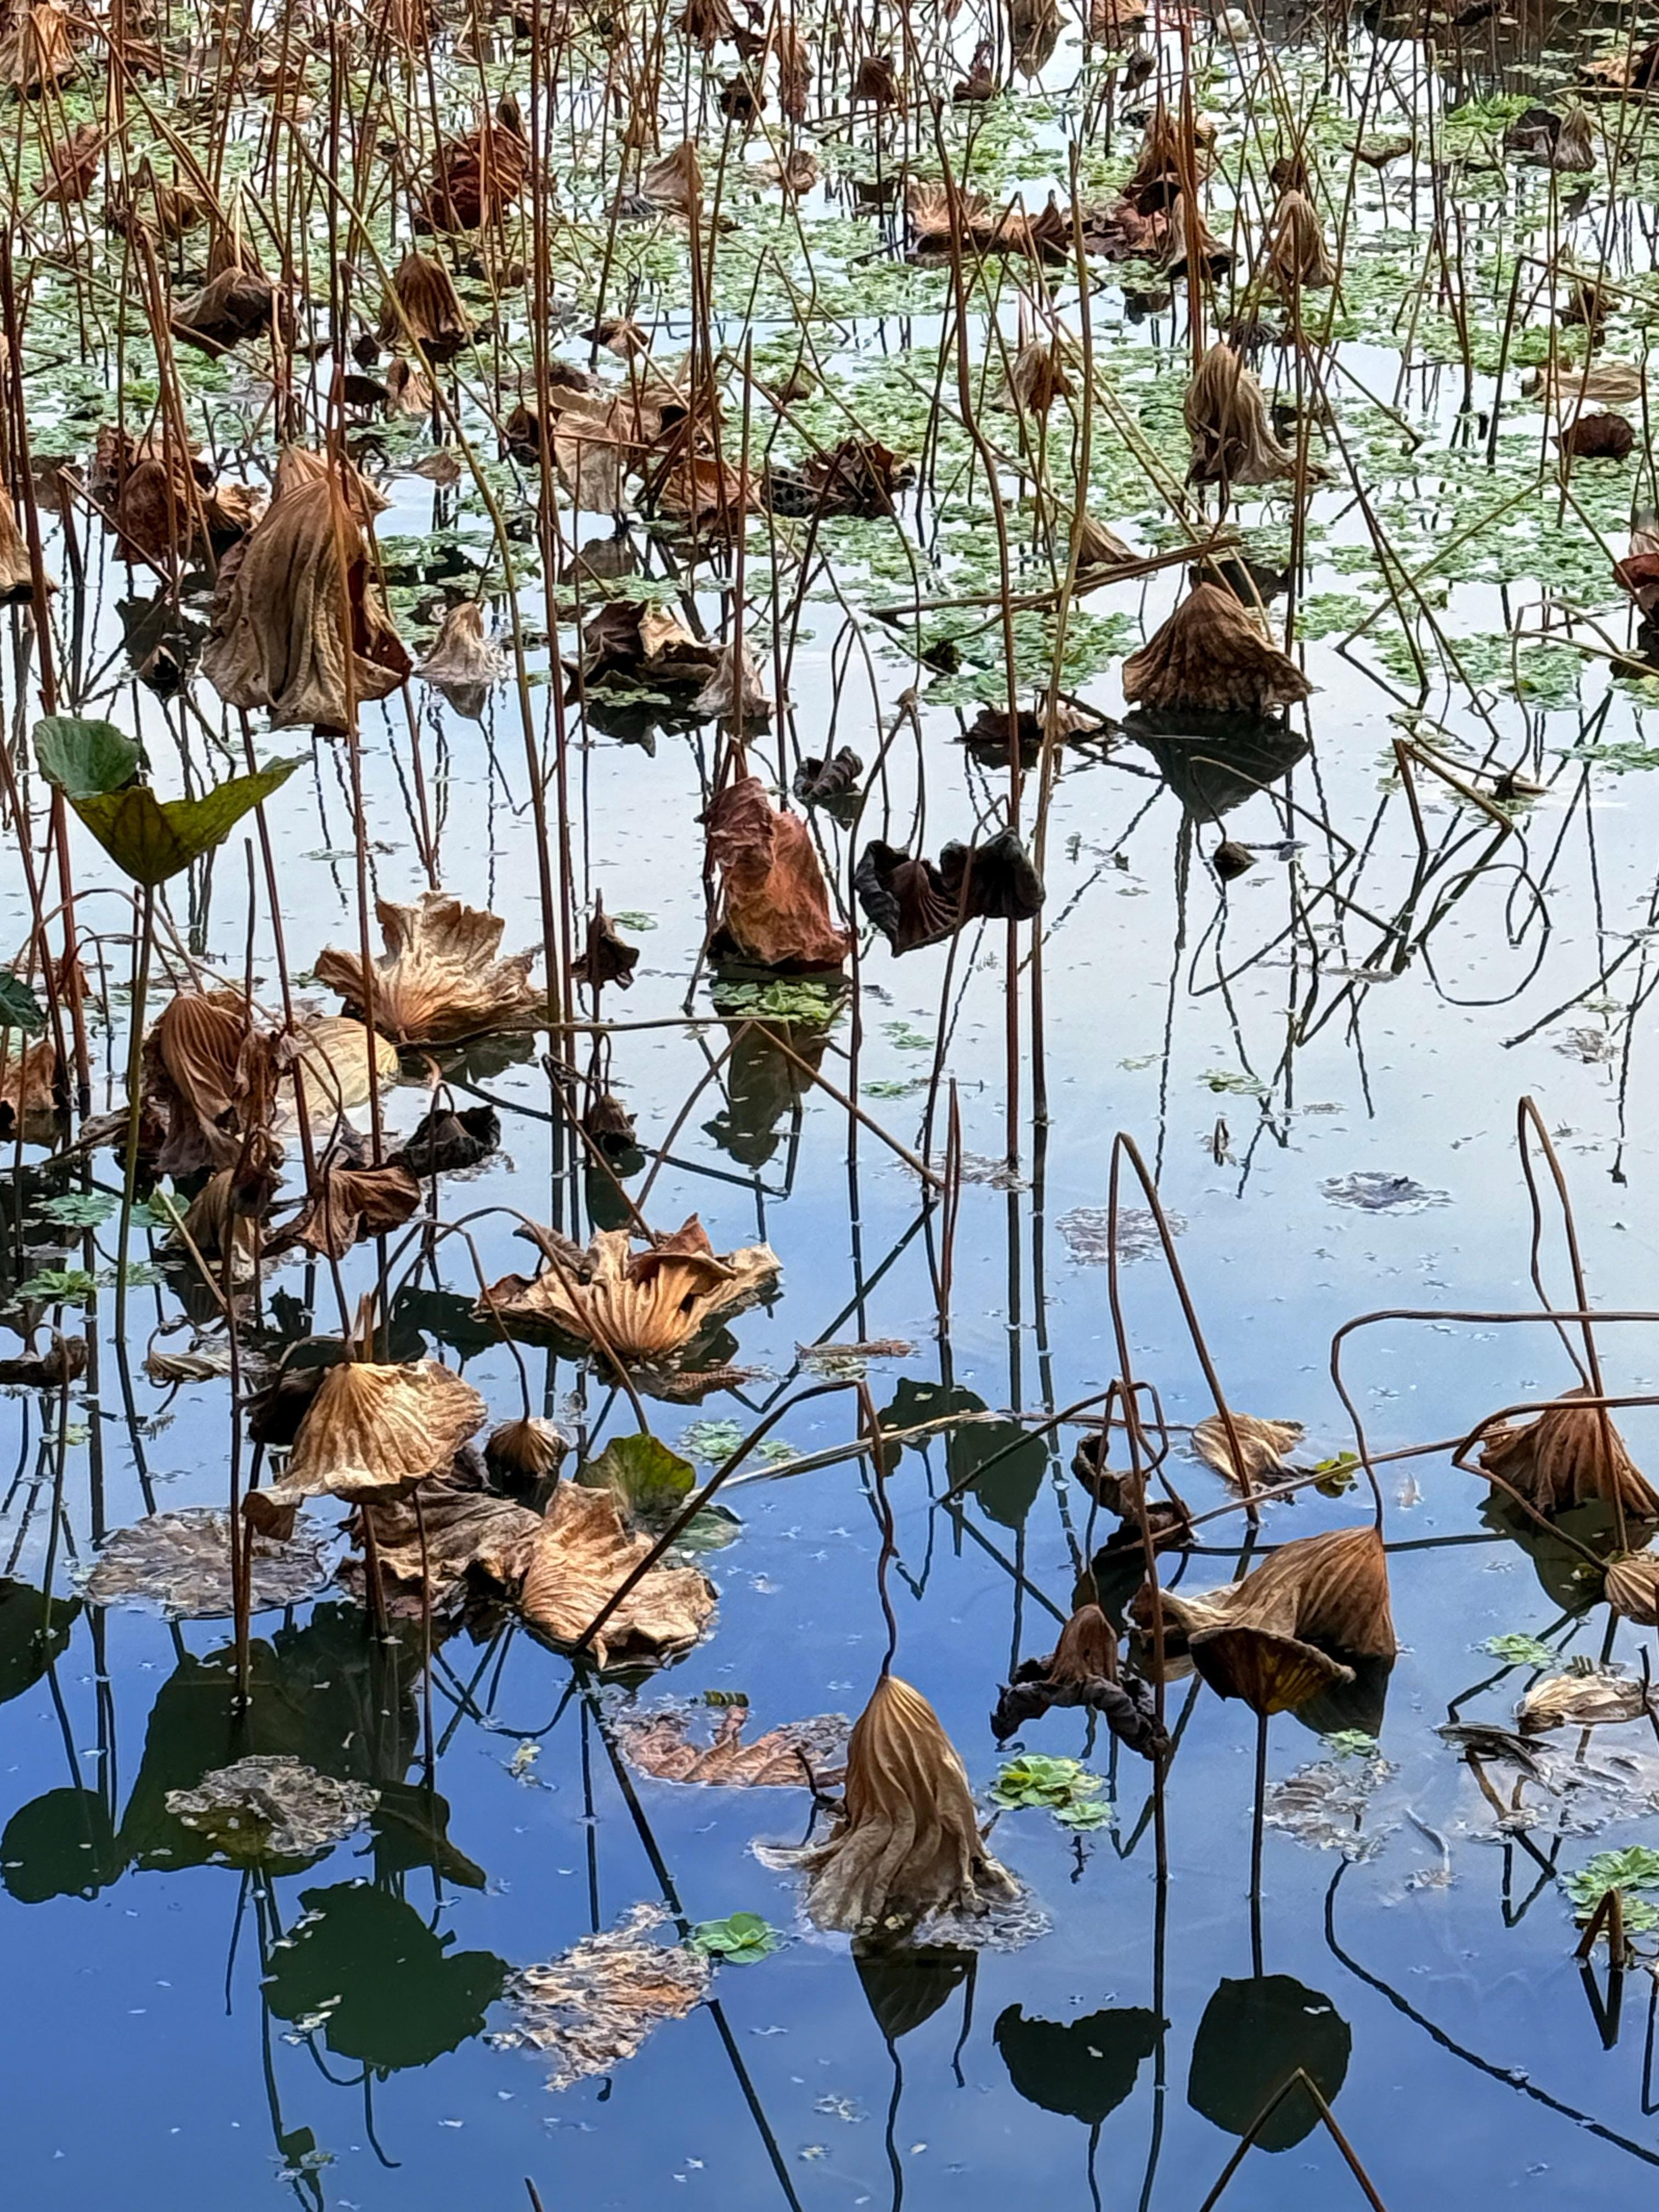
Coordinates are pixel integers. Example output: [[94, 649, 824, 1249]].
[[1191, 1412, 1305, 1487], [272, 1357, 486, 1506], [314, 890, 544, 1046], [481, 1216, 778, 1365]]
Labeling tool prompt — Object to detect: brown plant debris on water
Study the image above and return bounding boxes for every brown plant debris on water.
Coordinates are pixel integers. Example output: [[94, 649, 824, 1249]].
[[493, 1903, 710, 2092], [1190, 1411, 1305, 1487], [165, 1756, 378, 1863], [1122, 582, 1314, 715], [481, 1216, 779, 1365], [613, 1700, 849, 1786], [1476, 1387, 1659, 1518], [760, 1673, 1019, 1938], [992, 1604, 1167, 1757], [314, 890, 544, 1046], [1186, 343, 1302, 487], [200, 447, 410, 732], [703, 775, 852, 969], [351, 1452, 715, 1667], [78, 1506, 331, 1620], [1135, 1526, 1396, 1714], [267, 1157, 424, 1261]]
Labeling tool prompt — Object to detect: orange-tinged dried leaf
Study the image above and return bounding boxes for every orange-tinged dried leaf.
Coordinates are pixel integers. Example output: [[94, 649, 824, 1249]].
[[480, 1217, 778, 1365], [272, 1357, 486, 1507], [314, 890, 543, 1046], [703, 776, 851, 970]]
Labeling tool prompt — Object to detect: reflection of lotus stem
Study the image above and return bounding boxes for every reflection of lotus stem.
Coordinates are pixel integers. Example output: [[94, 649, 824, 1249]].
[[112, 883, 154, 1367]]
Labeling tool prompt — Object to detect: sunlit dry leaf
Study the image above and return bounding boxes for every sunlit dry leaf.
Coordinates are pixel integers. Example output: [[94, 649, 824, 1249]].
[[481, 1216, 778, 1365], [1477, 1387, 1659, 1519], [314, 890, 544, 1046], [1605, 1552, 1659, 1624], [278, 1015, 401, 1130], [759, 1674, 1020, 1937], [269, 1356, 486, 1508], [494, 1903, 709, 2091], [1266, 190, 1335, 290], [0, 1035, 61, 1144], [1190, 1412, 1305, 1487], [992, 1605, 1167, 1756], [1519, 1667, 1654, 1734], [142, 990, 272, 1177], [692, 636, 770, 721]]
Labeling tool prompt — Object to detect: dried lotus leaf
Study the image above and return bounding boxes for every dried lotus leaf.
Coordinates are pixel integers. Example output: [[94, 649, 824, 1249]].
[[518, 1482, 715, 1666], [166, 1756, 377, 1863], [763, 1673, 1019, 1937], [1605, 1552, 1659, 1625], [1477, 1387, 1659, 1519], [481, 1217, 779, 1365], [314, 890, 544, 1047], [613, 1701, 849, 1787], [77, 1505, 330, 1619], [1188, 1624, 1352, 1714], [279, 1016, 400, 1127], [1519, 1667, 1653, 1733], [703, 776, 851, 970], [274, 1357, 486, 1505], [1122, 583, 1313, 716], [1191, 1412, 1305, 1487]]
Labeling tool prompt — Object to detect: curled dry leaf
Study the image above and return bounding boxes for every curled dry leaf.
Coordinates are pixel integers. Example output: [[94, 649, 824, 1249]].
[[760, 1673, 1019, 1938], [176, 1166, 267, 1271], [421, 101, 528, 230], [268, 1158, 423, 1261], [379, 249, 472, 353], [265, 1356, 486, 1511], [0, 1333, 87, 1388], [78, 1506, 330, 1620], [1605, 1552, 1659, 1625], [354, 1454, 716, 1667], [1136, 1526, 1395, 1715], [640, 139, 703, 215], [1477, 1387, 1659, 1519], [1267, 190, 1335, 289], [171, 267, 287, 355], [1186, 344, 1301, 487], [0, 1035, 61, 1143], [1518, 1666, 1654, 1734], [277, 1015, 400, 1133], [314, 890, 543, 1046], [992, 1604, 1167, 1758], [856, 828, 1045, 954], [143, 990, 272, 1177], [578, 597, 721, 690], [201, 449, 410, 732], [481, 1217, 779, 1365], [166, 1755, 377, 1863], [692, 636, 770, 721], [484, 1415, 568, 1493], [390, 1099, 500, 1176], [0, 0, 78, 91], [92, 427, 262, 566], [703, 775, 851, 969], [1191, 1412, 1305, 1487], [1122, 583, 1313, 716], [494, 1903, 709, 2091], [417, 602, 505, 718], [613, 1701, 849, 1786], [572, 900, 639, 991]]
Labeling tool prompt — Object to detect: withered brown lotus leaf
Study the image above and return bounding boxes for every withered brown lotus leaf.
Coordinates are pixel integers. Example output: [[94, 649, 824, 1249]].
[[852, 50, 899, 105], [171, 267, 287, 356], [176, 1167, 267, 1270], [1122, 583, 1313, 716], [1138, 1526, 1395, 1714], [353, 1453, 712, 1665], [417, 602, 505, 718], [0, 0, 77, 89], [0, 1036, 60, 1144], [1605, 1552, 1659, 1625], [856, 829, 1045, 954], [572, 901, 639, 991], [268, 1159, 422, 1261], [1009, 337, 1074, 414], [0, 1333, 86, 1387], [614, 1701, 849, 1787], [1185, 343, 1300, 487], [37, 119, 101, 204], [776, 21, 810, 119], [201, 455, 410, 732], [578, 599, 721, 690], [380, 250, 472, 353], [905, 176, 993, 250], [1188, 1624, 1352, 1715], [801, 437, 912, 518], [1075, 512, 1135, 568], [143, 990, 265, 1176], [766, 1674, 1018, 1937], [1267, 190, 1335, 290], [703, 776, 851, 969], [96, 430, 261, 565], [278, 1017, 400, 1131], [1477, 1386, 1659, 1518], [273, 1356, 486, 1508], [1191, 1412, 1305, 1487], [1560, 410, 1635, 460], [481, 1217, 779, 1365], [954, 41, 995, 100], [390, 1100, 499, 1177], [692, 637, 769, 722], [421, 106, 528, 230], [484, 1416, 567, 1493], [991, 1604, 1168, 1754], [1519, 1667, 1652, 1733], [383, 357, 436, 418], [1164, 196, 1233, 280], [641, 139, 703, 216], [1090, 0, 1148, 39], [675, 0, 735, 49], [794, 748, 864, 805], [0, 496, 46, 602], [314, 890, 543, 1046]]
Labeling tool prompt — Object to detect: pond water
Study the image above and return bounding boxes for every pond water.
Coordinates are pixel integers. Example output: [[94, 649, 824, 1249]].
[[7, 4, 1659, 2207]]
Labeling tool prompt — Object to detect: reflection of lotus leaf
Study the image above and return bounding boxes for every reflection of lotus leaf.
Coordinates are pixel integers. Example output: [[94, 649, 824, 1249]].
[[1187, 1974, 1351, 2151], [995, 2003, 1161, 2123], [854, 1945, 973, 2041], [0, 1579, 78, 1706], [1, 1786, 122, 1902], [263, 1882, 506, 2072], [877, 1378, 1043, 1529]]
